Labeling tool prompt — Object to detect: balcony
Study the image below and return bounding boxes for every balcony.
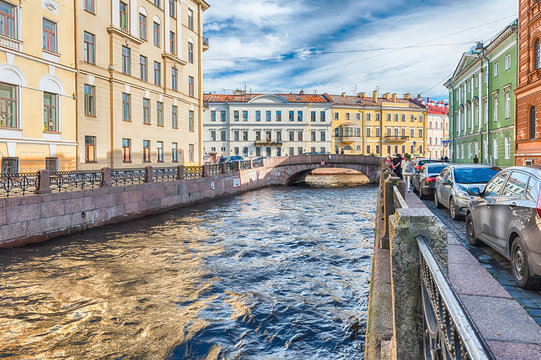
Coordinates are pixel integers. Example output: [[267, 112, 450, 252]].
[[203, 37, 210, 52], [0, 34, 22, 51], [384, 135, 410, 142], [255, 141, 282, 147]]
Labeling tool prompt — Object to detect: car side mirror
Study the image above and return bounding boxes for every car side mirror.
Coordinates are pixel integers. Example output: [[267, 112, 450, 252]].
[[467, 188, 481, 197]]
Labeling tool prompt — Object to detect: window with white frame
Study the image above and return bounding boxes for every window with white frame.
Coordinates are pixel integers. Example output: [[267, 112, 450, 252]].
[[493, 95, 498, 123], [504, 91, 510, 119], [42, 19, 57, 53], [505, 137, 510, 159], [494, 62, 499, 77], [43, 92, 58, 132], [493, 139, 498, 160], [0, 82, 17, 128], [505, 54, 511, 70]]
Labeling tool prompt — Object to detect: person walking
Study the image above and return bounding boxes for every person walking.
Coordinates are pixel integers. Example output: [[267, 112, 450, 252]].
[[392, 154, 402, 179], [473, 155, 479, 164], [402, 154, 414, 192]]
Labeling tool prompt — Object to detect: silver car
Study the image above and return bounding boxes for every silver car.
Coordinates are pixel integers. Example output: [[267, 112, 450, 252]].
[[466, 167, 541, 289], [434, 165, 500, 220]]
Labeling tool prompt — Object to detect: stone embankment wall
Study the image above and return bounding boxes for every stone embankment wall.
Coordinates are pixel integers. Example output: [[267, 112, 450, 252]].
[[0, 155, 383, 248]]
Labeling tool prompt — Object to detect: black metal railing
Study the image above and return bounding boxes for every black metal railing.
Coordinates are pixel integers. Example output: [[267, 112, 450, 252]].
[[207, 164, 222, 176], [417, 235, 495, 360], [224, 162, 238, 173], [0, 172, 38, 198], [50, 171, 102, 192], [111, 169, 146, 187], [252, 158, 264, 168], [239, 161, 251, 170], [184, 166, 203, 179], [153, 168, 178, 183]]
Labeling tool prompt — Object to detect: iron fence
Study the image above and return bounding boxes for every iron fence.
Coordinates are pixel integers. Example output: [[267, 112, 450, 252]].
[[184, 166, 203, 179], [252, 158, 264, 168], [224, 162, 238, 173], [50, 171, 103, 193], [153, 168, 178, 183], [0, 172, 38, 198], [111, 169, 146, 187], [206, 165, 222, 176], [417, 235, 495, 360], [239, 161, 251, 170]]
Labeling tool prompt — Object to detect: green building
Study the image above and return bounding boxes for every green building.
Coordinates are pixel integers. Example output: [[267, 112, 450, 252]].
[[445, 21, 517, 167]]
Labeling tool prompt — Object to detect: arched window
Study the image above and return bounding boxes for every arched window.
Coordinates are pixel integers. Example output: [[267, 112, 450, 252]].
[[535, 39, 541, 70], [530, 106, 536, 139]]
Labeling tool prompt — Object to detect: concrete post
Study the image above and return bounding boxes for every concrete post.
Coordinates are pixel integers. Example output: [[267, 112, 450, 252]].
[[221, 162, 227, 174], [235, 161, 241, 171], [177, 165, 184, 180], [388, 209, 448, 360], [101, 167, 112, 187], [145, 166, 153, 183], [36, 170, 51, 194], [249, 160, 254, 169], [202, 164, 209, 177]]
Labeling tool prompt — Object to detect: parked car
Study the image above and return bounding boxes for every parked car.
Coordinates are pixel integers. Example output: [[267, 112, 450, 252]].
[[216, 156, 244, 164], [465, 166, 541, 289], [412, 158, 441, 173], [413, 163, 449, 199], [434, 164, 500, 220]]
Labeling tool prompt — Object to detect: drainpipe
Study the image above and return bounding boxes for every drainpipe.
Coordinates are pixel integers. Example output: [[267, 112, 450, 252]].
[[480, 49, 491, 165], [446, 82, 456, 163]]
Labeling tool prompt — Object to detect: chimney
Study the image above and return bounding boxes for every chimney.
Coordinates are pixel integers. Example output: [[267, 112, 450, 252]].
[[358, 92, 365, 99], [392, 93, 397, 102], [383, 92, 390, 100], [341, 92, 346, 97], [475, 41, 484, 51], [404, 93, 411, 100], [300, 90, 304, 95], [373, 90, 378, 101], [233, 89, 246, 96]]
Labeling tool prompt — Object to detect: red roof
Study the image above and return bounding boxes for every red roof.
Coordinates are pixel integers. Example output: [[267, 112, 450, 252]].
[[203, 93, 332, 103], [426, 104, 449, 115]]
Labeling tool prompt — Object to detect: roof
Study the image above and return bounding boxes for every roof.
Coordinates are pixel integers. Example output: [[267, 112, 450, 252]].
[[409, 98, 449, 115], [203, 93, 332, 103], [327, 94, 425, 109]]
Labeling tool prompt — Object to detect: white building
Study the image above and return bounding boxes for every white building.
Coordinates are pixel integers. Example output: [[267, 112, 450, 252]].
[[413, 98, 449, 159], [203, 92, 333, 162]]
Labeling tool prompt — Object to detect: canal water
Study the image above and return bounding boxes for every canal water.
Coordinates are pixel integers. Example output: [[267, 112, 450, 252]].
[[0, 184, 378, 359]]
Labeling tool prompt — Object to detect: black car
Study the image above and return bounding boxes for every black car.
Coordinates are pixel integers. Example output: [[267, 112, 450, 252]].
[[413, 163, 448, 199]]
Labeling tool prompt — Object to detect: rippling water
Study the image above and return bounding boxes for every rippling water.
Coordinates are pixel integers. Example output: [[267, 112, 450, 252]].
[[0, 186, 377, 359]]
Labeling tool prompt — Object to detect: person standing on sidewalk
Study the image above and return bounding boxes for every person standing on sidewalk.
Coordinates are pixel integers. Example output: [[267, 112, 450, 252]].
[[473, 155, 479, 164], [392, 154, 402, 179], [401, 154, 413, 192]]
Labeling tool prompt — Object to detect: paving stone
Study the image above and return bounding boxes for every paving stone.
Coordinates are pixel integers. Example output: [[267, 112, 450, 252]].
[[450, 262, 512, 299], [487, 341, 541, 360]]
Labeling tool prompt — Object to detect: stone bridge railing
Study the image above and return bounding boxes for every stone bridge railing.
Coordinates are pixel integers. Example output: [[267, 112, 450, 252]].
[[365, 168, 495, 360]]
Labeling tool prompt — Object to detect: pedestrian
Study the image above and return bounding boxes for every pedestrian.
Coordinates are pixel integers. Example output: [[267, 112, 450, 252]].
[[401, 154, 414, 192], [473, 155, 479, 164], [335, 148, 339, 154], [392, 154, 402, 179], [341, 148, 344, 155], [385, 156, 392, 171], [444, 155, 449, 162]]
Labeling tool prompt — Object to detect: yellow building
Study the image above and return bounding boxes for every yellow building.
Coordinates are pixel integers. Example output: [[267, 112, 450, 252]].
[[0, 0, 77, 173], [330, 91, 427, 157], [75, 0, 209, 169]]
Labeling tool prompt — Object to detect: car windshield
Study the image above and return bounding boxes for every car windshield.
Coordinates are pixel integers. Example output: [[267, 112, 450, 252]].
[[418, 159, 439, 166], [453, 168, 499, 184], [426, 165, 447, 175]]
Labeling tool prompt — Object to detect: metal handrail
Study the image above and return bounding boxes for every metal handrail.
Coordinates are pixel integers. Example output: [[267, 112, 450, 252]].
[[417, 235, 495, 360], [393, 185, 408, 209]]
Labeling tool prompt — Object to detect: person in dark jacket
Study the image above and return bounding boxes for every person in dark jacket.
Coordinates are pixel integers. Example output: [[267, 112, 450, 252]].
[[392, 154, 402, 179]]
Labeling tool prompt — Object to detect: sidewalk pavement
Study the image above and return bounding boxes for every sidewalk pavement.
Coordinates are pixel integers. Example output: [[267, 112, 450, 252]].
[[405, 192, 541, 359]]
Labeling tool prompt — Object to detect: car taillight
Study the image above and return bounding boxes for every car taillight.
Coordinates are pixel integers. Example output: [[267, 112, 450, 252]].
[[425, 176, 437, 183], [537, 191, 541, 219]]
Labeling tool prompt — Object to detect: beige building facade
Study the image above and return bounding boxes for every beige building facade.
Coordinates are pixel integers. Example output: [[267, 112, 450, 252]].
[[0, 0, 77, 174], [76, 0, 209, 169]]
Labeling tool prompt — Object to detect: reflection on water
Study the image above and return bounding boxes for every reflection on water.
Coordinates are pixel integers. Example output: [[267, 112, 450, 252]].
[[0, 186, 377, 359], [304, 174, 370, 187]]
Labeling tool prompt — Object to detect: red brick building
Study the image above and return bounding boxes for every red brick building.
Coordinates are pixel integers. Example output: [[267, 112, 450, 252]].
[[516, 0, 541, 165]]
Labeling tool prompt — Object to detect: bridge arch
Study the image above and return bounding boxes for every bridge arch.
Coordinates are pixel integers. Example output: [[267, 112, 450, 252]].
[[285, 166, 369, 185]]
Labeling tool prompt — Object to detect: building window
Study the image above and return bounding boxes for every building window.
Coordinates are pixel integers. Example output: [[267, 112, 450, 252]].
[[189, 110, 194, 132], [210, 111, 216, 122], [297, 111, 303, 122], [0, 82, 17, 128], [210, 130, 216, 141], [505, 53, 511, 71], [188, 76, 194, 97], [188, 9, 194, 30], [172, 105, 178, 128], [220, 130, 226, 141], [119, 2, 128, 30], [188, 41, 194, 63], [297, 131, 303, 141], [320, 131, 326, 141], [170, 31, 176, 55], [418, 128, 423, 138], [220, 110, 226, 122], [1, 157, 18, 174], [530, 106, 536, 139], [172, 142, 178, 162], [289, 111, 294, 121], [153, 22, 160, 47], [171, 67, 178, 91], [143, 98, 150, 124], [243, 110, 249, 121], [493, 62, 498, 77], [266, 110, 271, 122], [289, 131, 294, 141], [505, 137, 510, 160], [311, 131, 316, 142], [122, 46, 131, 74], [154, 61, 161, 86], [321, 111, 326, 122], [311, 111, 316, 122], [366, 127, 371, 137], [169, 0, 176, 17], [493, 96, 498, 123], [334, 112, 339, 120], [189, 144, 194, 162], [493, 139, 498, 160], [233, 130, 239, 141], [234, 111, 239, 122], [139, 13, 147, 40], [0, 1, 15, 39], [243, 130, 249, 141], [85, 136, 96, 163], [122, 138, 131, 162], [120, 93, 131, 121], [42, 19, 57, 52], [298, 147, 303, 155], [535, 39, 541, 69], [154, 0, 161, 7], [255, 147, 261, 157], [504, 92, 510, 119], [157, 141, 164, 162], [157, 101, 163, 126], [143, 140, 151, 162], [83, 32, 95, 63], [43, 92, 58, 132], [84, 85, 95, 116], [140, 56, 148, 81], [83, 0, 95, 13]]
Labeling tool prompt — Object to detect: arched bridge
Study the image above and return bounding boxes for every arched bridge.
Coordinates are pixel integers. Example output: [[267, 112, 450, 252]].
[[241, 154, 384, 186]]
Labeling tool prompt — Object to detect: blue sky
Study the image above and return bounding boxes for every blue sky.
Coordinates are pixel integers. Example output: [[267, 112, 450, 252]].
[[202, 0, 517, 99]]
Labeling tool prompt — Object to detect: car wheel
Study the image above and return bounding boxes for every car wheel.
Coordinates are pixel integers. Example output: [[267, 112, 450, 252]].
[[511, 237, 541, 289], [466, 213, 482, 246], [449, 198, 461, 220], [434, 191, 443, 208]]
